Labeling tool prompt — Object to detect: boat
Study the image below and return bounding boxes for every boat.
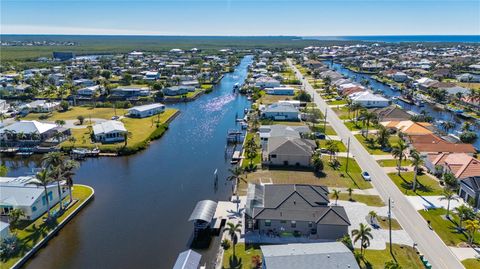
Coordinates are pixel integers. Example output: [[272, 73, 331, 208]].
[[231, 150, 242, 164], [398, 96, 414, 105], [233, 82, 240, 90], [71, 148, 100, 159]]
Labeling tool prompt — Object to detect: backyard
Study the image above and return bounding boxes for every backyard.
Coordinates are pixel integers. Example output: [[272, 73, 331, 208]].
[[22, 106, 127, 121], [359, 244, 424, 269], [222, 243, 262, 269], [388, 172, 443, 196]]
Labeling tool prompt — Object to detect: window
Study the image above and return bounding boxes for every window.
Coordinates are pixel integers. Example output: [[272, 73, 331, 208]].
[[32, 206, 37, 212], [270, 154, 277, 158], [280, 220, 286, 224], [291, 221, 296, 228], [308, 222, 313, 228], [265, 220, 271, 227]]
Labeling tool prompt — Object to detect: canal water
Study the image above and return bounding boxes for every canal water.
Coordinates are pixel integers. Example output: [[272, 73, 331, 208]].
[[324, 61, 480, 149], [4, 55, 253, 269]]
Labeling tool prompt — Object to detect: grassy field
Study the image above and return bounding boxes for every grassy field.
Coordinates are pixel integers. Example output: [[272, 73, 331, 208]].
[[327, 99, 347, 105], [311, 124, 337, 135], [354, 134, 400, 155], [462, 259, 480, 269], [2, 185, 93, 268], [317, 139, 347, 152], [360, 244, 423, 269], [332, 106, 351, 120], [376, 216, 402, 230], [377, 159, 412, 167], [61, 109, 178, 154], [330, 192, 385, 207], [345, 121, 377, 131], [388, 172, 443, 196], [419, 208, 480, 246], [22, 107, 128, 121], [222, 243, 262, 269], [257, 93, 296, 105], [260, 120, 307, 126]]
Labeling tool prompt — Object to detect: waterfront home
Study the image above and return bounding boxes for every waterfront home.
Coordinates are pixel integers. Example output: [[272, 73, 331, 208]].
[[349, 91, 390, 108], [0, 99, 9, 113], [143, 71, 159, 81], [172, 249, 202, 269], [92, 120, 127, 143], [425, 153, 480, 179], [265, 86, 295, 96], [459, 176, 480, 209], [381, 120, 433, 136], [127, 103, 165, 118], [111, 87, 150, 99], [408, 134, 476, 155], [261, 102, 300, 121], [73, 78, 95, 87], [457, 73, 480, 83], [261, 242, 360, 269], [259, 125, 310, 142], [255, 77, 281, 89], [369, 105, 411, 122], [264, 136, 316, 167], [21, 100, 60, 113], [392, 71, 408, 82], [0, 221, 10, 239], [245, 184, 350, 239], [77, 85, 102, 97], [0, 120, 69, 146], [0, 176, 67, 220], [163, 86, 195, 96]]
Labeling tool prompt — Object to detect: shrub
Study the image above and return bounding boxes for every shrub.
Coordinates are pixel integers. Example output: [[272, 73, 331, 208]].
[[221, 239, 231, 250], [60, 100, 69, 111], [460, 131, 478, 144]]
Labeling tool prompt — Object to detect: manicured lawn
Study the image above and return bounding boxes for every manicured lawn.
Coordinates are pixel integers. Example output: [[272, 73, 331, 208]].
[[322, 156, 372, 189], [317, 139, 347, 152], [354, 134, 399, 155], [258, 94, 295, 105], [330, 192, 385, 207], [242, 132, 261, 169], [332, 106, 351, 120], [260, 120, 306, 126], [311, 124, 337, 135], [2, 185, 93, 268], [376, 216, 402, 230], [377, 159, 412, 167], [22, 107, 127, 121], [222, 243, 262, 269], [388, 172, 443, 196], [419, 208, 480, 246], [462, 258, 480, 269], [61, 109, 178, 154], [327, 99, 347, 105], [345, 121, 377, 131], [166, 89, 204, 99], [360, 244, 423, 269]]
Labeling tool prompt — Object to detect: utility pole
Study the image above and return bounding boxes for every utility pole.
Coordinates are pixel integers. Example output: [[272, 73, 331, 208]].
[[324, 107, 328, 133], [388, 198, 393, 254], [345, 137, 351, 172]]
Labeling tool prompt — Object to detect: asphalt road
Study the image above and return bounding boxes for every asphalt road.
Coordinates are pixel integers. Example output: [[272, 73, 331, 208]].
[[288, 59, 464, 269]]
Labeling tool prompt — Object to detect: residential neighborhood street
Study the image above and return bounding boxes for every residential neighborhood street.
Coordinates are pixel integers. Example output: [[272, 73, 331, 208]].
[[288, 59, 465, 269]]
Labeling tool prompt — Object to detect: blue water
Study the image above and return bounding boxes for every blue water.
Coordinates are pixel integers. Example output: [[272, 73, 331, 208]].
[[324, 60, 480, 149], [305, 35, 480, 43], [5, 55, 253, 269]]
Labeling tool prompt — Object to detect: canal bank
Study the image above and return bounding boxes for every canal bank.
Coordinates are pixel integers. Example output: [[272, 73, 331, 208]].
[[4, 55, 254, 269], [324, 60, 480, 149]]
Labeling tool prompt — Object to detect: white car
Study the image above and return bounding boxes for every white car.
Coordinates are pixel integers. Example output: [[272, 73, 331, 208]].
[[362, 171, 371, 181]]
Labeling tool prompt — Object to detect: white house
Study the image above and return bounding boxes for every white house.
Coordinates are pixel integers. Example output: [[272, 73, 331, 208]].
[[255, 77, 281, 89], [92, 120, 127, 143], [265, 87, 295, 96], [0, 221, 10, 239], [144, 71, 160, 81], [21, 100, 60, 113], [127, 103, 165, 118], [0, 176, 68, 220], [0, 120, 63, 144], [78, 85, 102, 96], [261, 102, 300, 121], [392, 72, 408, 82], [349, 91, 390, 108]]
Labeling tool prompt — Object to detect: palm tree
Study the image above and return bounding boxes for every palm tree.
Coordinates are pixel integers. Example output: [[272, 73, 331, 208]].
[[351, 223, 373, 254], [59, 159, 80, 204], [227, 166, 245, 204], [456, 204, 474, 230], [440, 189, 458, 219], [68, 136, 77, 147], [347, 187, 354, 201], [376, 125, 391, 149], [311, 153, 324, 173], [28, 170, 54, 219], [391, 140, 407, 176], [42, 152, 66, 210], [326, 140, 339, 161], [245, 137, 258, 168], [350, 103, 362, 123], [410, 149, 424, 191], [464, 219, 479, 245], [441, 121, 455, 134], [223, 222, 242, 258], [360, 111, 377, 138], [368, 211, 377, 223], [8, 208, 25, 232], [332, 189, 341, 205]]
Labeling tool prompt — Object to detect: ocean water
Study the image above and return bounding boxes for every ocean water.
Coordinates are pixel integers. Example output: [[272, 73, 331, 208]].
[[304, 35, 480, 43]]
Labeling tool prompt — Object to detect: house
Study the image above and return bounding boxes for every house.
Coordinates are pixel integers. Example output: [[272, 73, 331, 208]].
[[0, 120, 68, 146], [144, 71, 159, 81], [392, 72, 408, 82], [245, 184, 350, 240], [127, 103, 165, 118], [457, 73, 480, 83], [111, 87, 150, 99], [255, 77, 281, 89], [0, 99, 9, 113], [261, 102, 300, 121], [381, 120, 433, 136], [77, 85, 102, 96], [172, 249, 202, 269], [459, 176, 480, 208], [349, 91, 390, 108], [0, 175, 68, 220], [258, 125, 310, 143], [0, 221, 10, 240], [163, 86, 195, 96], [264, 136, 316, 167], [261, 242, 360, 269], [92, 120, 127, 143], [426, 153, 480, 179], [265, 87, 295, 96], [73, 79, 95, 87], [21, 100, 60, 113], [369, 105, 411, 122], [408, 134, 476, 155]]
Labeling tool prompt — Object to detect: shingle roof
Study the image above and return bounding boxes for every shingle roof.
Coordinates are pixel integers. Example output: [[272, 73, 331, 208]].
[[267, 137, 316, 156], [92, 120, 127, 135], [460, 176, 480, 192], [0, 120, 57, 134]]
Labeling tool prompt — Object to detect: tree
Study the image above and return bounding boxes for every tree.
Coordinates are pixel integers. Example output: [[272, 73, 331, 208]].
[[351, 223, 373, 254], [464, 219, 479, 245], [77, 115, 85, 125], [59, 159, 80, 204], [326, 140, 339, 161], [440, 189, 458, 219], [460, 131, 478, 144], [350, 103, 362, 123], [60, 100, 69, 111], [245, 137, 258, 169], [376, 125, 391, 149], [223, 222, 242, 258], [42, 152, 66, 210], [227, 166, 245, 197], [441, 121, 455, 134], [410, 149, 424, 191], [332, 189, 341, 205], [55, 119, 66, 127], [368, 210, 377, 223], [339, 234, 353, 250], [0, 165, 7, 177], [28, 170, 54, 219], [68, 136, 77, 147], [347, 187, 354, 201], [456, 204, 475, 230], [360, 111, 377, 138], [8, 208, 25, 232], [385, 260, 402, 269], [391, 140, 407, 175], [311, 153, 324, 173]]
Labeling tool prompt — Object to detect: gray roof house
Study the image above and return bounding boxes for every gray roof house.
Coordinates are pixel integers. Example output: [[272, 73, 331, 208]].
[[245, 184, 350, 241], [264, 136, 316, 167], [261, 102, 300, 121], [163, 86, 195, 96], [261, 242, 360, 269], [172, 249, 202, 269], [459, 176, 480, 209]]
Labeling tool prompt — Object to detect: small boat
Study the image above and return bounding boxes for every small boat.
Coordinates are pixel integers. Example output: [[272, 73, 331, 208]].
[[233, 83, 240, 90]]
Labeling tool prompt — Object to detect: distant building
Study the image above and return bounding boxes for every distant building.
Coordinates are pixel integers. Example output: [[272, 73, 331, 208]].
[[265, 87, 295, 96], [53, 52, 75, 61], [349, 91, 390, 108], [127, 103, 165, 118]]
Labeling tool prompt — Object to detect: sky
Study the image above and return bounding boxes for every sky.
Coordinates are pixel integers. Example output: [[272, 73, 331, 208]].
[[1, 0, 479, 36]]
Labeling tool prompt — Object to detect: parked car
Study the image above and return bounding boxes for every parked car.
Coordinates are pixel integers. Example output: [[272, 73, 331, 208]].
[[111, 116, 120, 120], [362, 171, 371, 181], [314, 132, 326, 139]]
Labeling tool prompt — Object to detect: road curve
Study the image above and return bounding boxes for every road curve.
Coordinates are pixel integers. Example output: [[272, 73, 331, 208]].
[[288, 59, 464, 269]]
